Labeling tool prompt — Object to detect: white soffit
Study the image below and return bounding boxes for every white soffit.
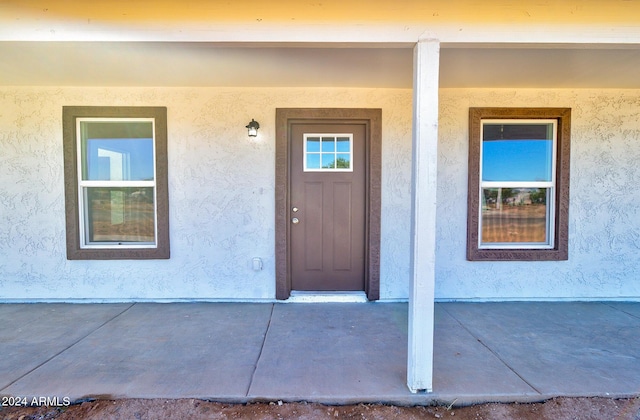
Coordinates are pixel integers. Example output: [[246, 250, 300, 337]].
[[441, 45, 640, 89], [1, 42, 640, 89], [0, 42, 413, 88]]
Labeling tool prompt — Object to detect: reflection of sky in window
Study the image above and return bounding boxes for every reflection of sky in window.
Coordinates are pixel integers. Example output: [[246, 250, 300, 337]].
[[307, 138, 320, 152], [482, 139, 553, 182], [322, 154, 335, 168], [322, 137, 335, 152], [307, 153, 321, 169], [85, 138, 154, 181], [337, 137, 350, 152]]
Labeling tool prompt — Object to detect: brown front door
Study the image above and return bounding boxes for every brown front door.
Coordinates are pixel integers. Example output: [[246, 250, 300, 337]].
[[289, 122, 366, 291], [275, 108, 381, 300]]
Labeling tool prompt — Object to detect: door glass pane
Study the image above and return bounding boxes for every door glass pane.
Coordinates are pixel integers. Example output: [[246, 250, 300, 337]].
[[85, 187, 155, 243], [336, 154, 350, 168], [81, 121, 154, 181], [336, 137, 350, 152], [306, 153, 321, 169], [482, 123, 554, 182], [306, 137, 320, 152], [321, 137, 335, 152], [481, 187, 549, 244], [322, 154, 335, 169]]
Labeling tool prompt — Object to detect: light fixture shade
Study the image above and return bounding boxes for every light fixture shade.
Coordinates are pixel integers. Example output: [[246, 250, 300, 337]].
[[246, 119, 260, 137]]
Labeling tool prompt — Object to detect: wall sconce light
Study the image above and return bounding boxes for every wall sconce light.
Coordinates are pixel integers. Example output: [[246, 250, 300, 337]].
[[246, 119, 260, 137]]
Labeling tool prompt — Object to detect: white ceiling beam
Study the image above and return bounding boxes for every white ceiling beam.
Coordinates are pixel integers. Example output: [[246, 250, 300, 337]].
[[1, 20, 640, 45]]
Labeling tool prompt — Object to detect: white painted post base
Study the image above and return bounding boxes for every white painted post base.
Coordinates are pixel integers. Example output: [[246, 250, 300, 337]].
[[407, 38, 440, 394]]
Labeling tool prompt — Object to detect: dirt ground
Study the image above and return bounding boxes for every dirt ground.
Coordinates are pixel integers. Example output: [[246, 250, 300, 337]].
[[1, 397, 639, 420]]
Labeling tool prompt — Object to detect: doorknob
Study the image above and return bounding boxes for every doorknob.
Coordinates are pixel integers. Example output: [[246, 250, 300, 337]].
[[292, 217, 300, 224]]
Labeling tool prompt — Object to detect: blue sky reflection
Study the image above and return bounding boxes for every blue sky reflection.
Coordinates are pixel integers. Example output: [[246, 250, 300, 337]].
[[482, 139, 553, 182]]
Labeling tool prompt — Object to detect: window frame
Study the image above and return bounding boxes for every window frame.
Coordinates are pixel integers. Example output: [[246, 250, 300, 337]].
[[303, 133, 354, 172], [467, 108, 571, 261], [63, 106, 170, 260], [479, 119, 557, 250]]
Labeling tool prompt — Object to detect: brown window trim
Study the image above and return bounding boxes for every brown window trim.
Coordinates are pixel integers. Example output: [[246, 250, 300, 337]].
[[467, 107, 571, 261], [62, 106, 170, 260]]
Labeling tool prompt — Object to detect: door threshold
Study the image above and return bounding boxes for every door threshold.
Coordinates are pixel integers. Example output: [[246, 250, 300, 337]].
[[286, 291, 368, 303]]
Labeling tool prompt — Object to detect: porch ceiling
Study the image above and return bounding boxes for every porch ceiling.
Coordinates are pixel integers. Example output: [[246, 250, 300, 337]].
[[3, 0, 639, 26], [2, 0, 639, 44], [1, 42, 640, 89]]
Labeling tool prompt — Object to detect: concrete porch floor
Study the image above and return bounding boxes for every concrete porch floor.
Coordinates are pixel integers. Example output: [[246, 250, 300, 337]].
[[1, 302, 639, 406]]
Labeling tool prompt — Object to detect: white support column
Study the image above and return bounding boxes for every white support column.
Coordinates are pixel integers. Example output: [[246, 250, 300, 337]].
[[407, 38, 440, 393]]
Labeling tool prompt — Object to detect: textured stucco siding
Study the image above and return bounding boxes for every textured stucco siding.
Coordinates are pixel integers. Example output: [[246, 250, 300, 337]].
[[0, 87, 638, 301]]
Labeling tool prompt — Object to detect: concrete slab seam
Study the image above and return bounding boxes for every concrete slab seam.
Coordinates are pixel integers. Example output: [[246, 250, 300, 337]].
[[602, 302, 640, 320], [0, 303, 136, 393], [439, 305, 542, 396], [245, 303, 275, 397]]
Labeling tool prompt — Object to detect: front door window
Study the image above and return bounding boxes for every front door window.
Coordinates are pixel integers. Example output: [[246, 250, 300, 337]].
[[304, 134, 353, 171]]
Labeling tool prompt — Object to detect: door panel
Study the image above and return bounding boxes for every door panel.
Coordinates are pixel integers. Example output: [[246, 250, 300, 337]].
[[290, 123, 366, 291], [304, 181, 323, 271], [332, 182, 352, 271]]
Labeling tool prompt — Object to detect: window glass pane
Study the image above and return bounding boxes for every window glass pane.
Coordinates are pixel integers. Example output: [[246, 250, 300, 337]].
[[321, 137, 335, 152], [306, 153, 321, 169], [85, 187, 155, 243], [304, 134, 352, 171], [336, 153, 351, 169], [482, 123, 553, 182], [483, 123, 551, 141], [81, 121, 154, 181], [336, 137, 350, 152], [322, 154, 335, 169], [306, 137, 320, 152], [481, 187, 549, 244], [83, 121, 153, 139]]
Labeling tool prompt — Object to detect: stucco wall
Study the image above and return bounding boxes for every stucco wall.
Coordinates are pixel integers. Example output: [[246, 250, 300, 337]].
[[0, 87, 638, 301], [0, 87, 413, 301]]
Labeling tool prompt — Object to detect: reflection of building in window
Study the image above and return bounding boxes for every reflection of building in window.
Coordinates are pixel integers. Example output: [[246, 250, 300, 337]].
[[97, 147, 129, 181]]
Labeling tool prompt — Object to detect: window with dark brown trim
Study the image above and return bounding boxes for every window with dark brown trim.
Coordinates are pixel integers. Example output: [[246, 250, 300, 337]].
[[63, 106, 170, 260], [467, 108, 570, 261]]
